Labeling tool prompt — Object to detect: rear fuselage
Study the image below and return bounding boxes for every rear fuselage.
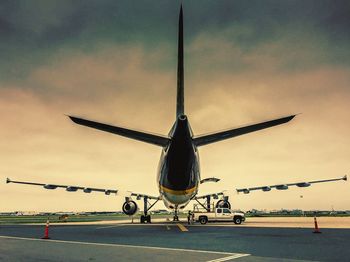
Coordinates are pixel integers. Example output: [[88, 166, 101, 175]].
[[157, 115, 200, 209]]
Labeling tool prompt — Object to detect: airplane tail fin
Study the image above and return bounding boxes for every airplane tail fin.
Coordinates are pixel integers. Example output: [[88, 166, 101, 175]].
[[176, 5, 184, 117]]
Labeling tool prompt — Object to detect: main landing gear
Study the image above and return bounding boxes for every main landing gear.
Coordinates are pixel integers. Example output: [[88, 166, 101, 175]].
[[140, 214, 151, 223], [140, 196, 159, 224]]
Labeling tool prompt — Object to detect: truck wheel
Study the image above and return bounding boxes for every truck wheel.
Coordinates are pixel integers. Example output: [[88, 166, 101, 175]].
[[199, 216, 208, 225], [233, 216, 242, 225]]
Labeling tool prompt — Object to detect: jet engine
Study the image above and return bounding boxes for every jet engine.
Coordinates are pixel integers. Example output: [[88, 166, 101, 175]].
[[122, 200, 138, 216], [215, 199, 231, 209]]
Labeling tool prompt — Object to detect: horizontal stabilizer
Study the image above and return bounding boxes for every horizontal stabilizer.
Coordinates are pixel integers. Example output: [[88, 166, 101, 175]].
[[68, 116, 170, 147], [193, 115, 296, 147]]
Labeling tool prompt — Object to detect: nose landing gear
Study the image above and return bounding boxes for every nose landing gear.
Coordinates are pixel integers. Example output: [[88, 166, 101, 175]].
[[173, 207, 179, 221]]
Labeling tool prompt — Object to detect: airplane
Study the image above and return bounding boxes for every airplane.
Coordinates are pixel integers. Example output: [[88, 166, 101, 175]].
[[6, 6, 347, 223]]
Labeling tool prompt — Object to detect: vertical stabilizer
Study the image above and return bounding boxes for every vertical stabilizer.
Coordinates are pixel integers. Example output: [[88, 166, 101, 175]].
[[176, 5, 184, 117]]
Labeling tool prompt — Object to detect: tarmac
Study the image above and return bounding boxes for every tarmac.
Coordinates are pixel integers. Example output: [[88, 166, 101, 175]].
[[1, 217, 350, 261]]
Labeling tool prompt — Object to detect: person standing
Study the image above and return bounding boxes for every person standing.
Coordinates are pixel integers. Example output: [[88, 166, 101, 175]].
[[187, 211, 191, 224]]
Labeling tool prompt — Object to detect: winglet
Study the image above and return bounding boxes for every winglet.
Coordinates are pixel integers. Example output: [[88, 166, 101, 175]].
[[6, 178, 11, 184], [343, 175, 347, 181]]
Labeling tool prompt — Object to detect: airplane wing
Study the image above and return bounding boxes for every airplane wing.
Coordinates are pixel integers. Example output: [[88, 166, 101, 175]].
[[193, 115, 295, 147], [6, 178, 118, 195], [68, 116, 170, 147], [6, 178, 160, 200], [236, 175, 347, 194], [195, 192, 225, 200], [129, 192, 161, 200]]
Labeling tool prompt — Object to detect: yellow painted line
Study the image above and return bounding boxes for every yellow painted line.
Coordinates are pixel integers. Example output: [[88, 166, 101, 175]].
[[176, 223, 188, 232]]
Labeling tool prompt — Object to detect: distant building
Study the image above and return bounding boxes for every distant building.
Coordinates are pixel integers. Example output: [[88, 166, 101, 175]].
[[14, 211, 39, 216]]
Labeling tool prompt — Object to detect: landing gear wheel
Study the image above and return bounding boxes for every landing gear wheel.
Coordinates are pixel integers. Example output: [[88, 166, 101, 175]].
[[141, 215, 151, 223], [199, 216, 208, 225], [234, 216, 242, 225], [173, 215, 179, 221]]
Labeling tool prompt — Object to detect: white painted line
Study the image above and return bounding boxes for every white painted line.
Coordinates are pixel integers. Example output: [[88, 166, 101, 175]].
[[0, 235, 250, 257], [95, 225, 125, 229], [206, 253, 250, 262]]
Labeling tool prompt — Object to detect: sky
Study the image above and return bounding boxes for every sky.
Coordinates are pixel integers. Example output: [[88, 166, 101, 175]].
[[1, 0, 349, 212]]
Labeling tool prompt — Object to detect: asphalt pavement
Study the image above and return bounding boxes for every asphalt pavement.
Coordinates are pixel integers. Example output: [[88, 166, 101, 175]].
[[0, 222, 349, 261]]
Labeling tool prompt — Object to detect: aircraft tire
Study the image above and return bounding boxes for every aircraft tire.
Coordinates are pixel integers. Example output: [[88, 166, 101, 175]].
[[146, 215, 151, 223], [140, 215, 145, 223]]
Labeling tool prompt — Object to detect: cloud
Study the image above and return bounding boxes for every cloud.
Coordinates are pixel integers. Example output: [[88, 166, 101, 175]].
[[0, 1, 349, 211], [1, 1, 349, 80]]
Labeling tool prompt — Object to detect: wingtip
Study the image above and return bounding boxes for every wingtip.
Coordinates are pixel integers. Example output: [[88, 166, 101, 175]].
[[66, 115, 78, 123], [291, 113, 302, 119], [287, 114, 298, 121], [6, 178, 11, 184], [343, 175, 347, 181]]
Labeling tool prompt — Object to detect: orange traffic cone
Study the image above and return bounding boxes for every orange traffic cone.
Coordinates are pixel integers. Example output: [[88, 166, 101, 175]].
[[313, 216, 321, 234], [42, 218, 51, 239]]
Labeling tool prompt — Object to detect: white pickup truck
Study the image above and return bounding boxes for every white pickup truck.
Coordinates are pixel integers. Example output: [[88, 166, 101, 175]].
[[193, 208, 245, 225]]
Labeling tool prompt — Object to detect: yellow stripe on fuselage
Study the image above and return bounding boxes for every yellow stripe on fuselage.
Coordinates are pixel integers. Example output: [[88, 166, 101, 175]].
[[160, 185, 197, 195]]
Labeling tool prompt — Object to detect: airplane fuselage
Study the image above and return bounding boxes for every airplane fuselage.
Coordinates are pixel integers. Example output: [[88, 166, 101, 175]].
[[157, 115, 200, 209]]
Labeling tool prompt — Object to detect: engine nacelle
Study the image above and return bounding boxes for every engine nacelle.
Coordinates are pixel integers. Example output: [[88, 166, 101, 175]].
[[122, 201, 138, 216], [215, 200, 231, 209]]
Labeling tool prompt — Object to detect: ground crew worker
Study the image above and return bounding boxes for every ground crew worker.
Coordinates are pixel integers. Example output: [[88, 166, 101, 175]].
[[187, 211, 191, 224]]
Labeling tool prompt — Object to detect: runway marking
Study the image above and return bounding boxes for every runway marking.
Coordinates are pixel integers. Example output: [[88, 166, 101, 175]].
[[176, 223, 189, 232], [0, 235, 250, 257], [206, 254, 250, 262], [95, 225, 125, 229], [166, 225, 171, 230]]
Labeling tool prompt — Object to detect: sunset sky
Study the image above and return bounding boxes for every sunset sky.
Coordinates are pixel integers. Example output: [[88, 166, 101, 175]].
[[1, 0, 349, 212]]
